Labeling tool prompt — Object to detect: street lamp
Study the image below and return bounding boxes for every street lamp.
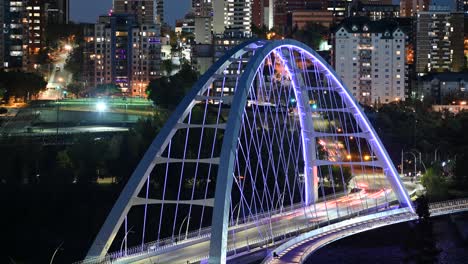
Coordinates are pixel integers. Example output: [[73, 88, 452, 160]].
[[178, 215, 191, 242], [119, 226, 134, 256], [49, 242, 64, 264], [410, 148, 426, 172], [96, 101, 107, 112]]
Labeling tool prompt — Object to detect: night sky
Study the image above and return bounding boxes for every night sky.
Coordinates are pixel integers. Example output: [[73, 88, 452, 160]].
[[70, 0, 191, 26]]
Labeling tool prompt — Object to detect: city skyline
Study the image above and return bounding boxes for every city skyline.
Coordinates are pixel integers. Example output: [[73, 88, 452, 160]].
[[70, 0, 190, 26]]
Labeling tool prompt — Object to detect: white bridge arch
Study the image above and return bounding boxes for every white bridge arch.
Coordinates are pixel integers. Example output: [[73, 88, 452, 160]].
[[86, 39, 413, 264]]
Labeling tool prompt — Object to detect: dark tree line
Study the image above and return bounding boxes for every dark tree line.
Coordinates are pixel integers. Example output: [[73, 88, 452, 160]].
[[370, 100, 468, 200], [146, 63, 198, 109], [0, 114, 167, 186], [0, 71, 47, 102]]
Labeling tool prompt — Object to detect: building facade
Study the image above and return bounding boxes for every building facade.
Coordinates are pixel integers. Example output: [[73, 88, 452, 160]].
[[93, 14, 161, 97], [24, 0, 69, 64], [194, 16, 212, 44], [1, 0, 28, 69], [421, 72, 468, 103], [334, 18, 407, 105], [213, 0, 252, 36], [350, 3, 400, 20], [192, 0, 212, 17], [400, 0, 429, 17], [113, 0, 158, 24], [0, 0, 5, 67], [291, 10, 334, 30], [252, 0, 273, 29], [414, 8, 464, 74]]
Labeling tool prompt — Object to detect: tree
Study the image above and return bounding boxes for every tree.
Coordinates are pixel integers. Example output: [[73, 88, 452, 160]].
[[147, 63, 198, 109], [67, 82, 83, 97], [0, 71, 47, 101], [94, 83, 121, 96], [161, 59, 175, 76], [454, 151, 468, 188], [415, 195, 430, 220], [421, 167, 448, 201], [55, 150, 75, 184], [290, 22, 327, 50], [320, 165, 353, 188]]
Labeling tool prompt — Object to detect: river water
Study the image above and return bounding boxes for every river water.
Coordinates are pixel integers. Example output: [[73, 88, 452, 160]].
[[307, 213, 468, 264]]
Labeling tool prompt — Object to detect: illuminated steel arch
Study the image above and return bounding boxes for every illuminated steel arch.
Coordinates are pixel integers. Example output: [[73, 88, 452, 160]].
[[86, 39, 413, 263]]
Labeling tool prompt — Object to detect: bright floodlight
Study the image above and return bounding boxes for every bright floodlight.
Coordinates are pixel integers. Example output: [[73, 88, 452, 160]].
[[64, 44, 72, 51], [96, 102, 107, 112]]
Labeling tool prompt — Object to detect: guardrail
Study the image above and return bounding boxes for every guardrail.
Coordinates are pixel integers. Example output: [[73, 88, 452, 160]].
[[262, 198, 468, 264], [74, 192, 356, 264]]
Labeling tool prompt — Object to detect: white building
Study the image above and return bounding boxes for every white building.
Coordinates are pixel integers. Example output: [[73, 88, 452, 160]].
[[213, 0, 252, 36], [334, 17, 407, 106]]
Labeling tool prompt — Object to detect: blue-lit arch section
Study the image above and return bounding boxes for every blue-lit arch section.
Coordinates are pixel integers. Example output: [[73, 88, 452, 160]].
[[85, 39, 413, 264]]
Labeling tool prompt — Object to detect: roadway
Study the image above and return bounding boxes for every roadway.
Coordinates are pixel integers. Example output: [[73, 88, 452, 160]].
[[104, 189, 400, 264], [263, 198, 468, 264]]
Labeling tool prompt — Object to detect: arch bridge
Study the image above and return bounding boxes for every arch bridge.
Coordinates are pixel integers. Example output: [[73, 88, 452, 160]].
[[83, 39, 414, 264]]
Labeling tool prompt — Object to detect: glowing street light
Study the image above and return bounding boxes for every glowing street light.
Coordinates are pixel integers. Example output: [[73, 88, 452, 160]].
[[346, 154, 352, 160], [96, 102, 107, 112], [364, 155, 370, 161]]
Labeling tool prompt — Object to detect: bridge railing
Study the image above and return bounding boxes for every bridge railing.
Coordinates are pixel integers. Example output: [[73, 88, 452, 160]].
[[429, 198, 468, 216], [73, 191, 386, 264], [429, 198, 468, 209], [105, 192, 352, 261]]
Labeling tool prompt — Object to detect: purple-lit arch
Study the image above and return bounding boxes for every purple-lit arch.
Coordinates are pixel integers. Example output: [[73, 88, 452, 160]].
[[208, 40, 413, 263], [84, 39, 413, 264]]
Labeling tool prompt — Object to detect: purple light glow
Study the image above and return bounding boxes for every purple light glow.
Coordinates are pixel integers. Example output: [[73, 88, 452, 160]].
[[272, 48, 314, 205], [269, 44, 413, 211], [279, 44, 414, 212]]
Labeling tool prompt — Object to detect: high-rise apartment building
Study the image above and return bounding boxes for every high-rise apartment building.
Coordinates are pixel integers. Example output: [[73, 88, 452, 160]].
[[194, 16, 212, 44], [192, 0, 212, 17], [93, 14, 161, 97], [2, 0, 28, 69], [25, 0, 69, 61], [82, 24, 95, 89], [156, 0, 163, 23], [27, 0, 45, 56], [334, 17, 407, 105], [113, 0, 159, 24], [252, 0, 273, 29], [45, 0, 69, 24], [414, 8, 464, 73], [213, 0, 252, 36], [0, 0, 5, 66], [400, 0, 429, 17], [274, 0, 357, 33]]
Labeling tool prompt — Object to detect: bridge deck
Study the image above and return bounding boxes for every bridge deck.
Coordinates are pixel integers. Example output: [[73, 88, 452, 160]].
[[264, 198, 468, 264]]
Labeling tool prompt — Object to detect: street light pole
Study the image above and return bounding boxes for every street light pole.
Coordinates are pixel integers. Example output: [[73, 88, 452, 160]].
[[56, 97, 60, 144], [434, 147, 440, 163], [49, 242, 63, 264], [119, 226, 134, 256], [401, 149, 404, 176], [178, 215, 190, 242], [410, 149, 426, 173]]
